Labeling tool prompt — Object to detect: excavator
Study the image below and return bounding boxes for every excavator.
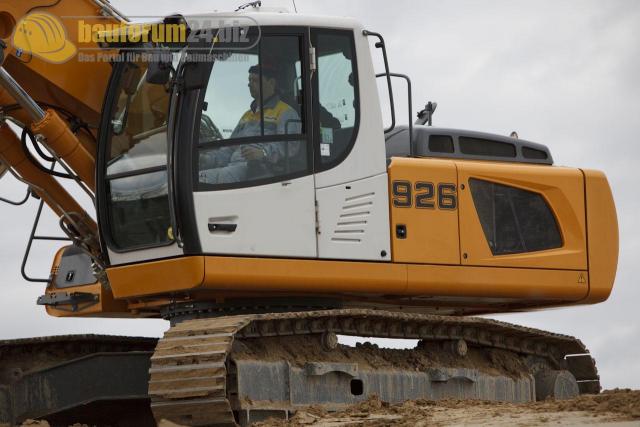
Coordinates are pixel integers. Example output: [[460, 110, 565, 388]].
[[0, 1, 619, 426]]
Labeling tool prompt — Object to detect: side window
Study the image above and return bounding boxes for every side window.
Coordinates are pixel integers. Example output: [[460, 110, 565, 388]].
[[315, 31, 359, 168], [197, 34, 308, 189], [469, 179, 563, 255], [105, 60, 172, 251]]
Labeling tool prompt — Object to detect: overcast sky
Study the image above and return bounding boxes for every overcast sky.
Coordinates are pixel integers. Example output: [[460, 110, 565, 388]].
[[0, 0, 638, 390]]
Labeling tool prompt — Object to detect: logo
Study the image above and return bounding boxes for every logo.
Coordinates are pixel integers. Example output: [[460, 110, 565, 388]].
[[12, 12, 77, 64], [10, 13, 260, 65], [79, 21, 188, 45]]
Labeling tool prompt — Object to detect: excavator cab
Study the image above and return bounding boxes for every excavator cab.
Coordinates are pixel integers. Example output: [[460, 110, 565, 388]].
[[97, 18, 392, 268]]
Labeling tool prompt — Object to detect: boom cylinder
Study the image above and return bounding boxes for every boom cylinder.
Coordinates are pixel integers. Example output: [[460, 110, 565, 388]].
[[0, 67, 45, 121], [0, 65, 96, 190], [30, 109, 96, 190], [0, 123, 97, 234]]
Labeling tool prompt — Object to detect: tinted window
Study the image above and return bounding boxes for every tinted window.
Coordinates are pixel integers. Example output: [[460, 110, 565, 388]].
[[469, 179, 562, 255], [429, 135, 454, 153], [197, 35, 308, 189], [105, 59, 173, 251], [522, 146, 549, 160], [460, 137, 516, 158], [315, 32, 358, 167]]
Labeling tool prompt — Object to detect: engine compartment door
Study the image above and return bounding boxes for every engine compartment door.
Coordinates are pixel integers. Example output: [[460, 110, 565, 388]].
[[457, 161, 587, 270], [388, 157, 460, 265]]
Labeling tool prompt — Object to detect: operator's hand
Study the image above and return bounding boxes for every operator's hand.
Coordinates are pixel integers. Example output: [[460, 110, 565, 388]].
[[242, 146, 266, 161]]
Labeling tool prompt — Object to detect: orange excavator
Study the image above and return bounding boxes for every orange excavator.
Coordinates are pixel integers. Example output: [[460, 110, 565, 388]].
[[0, 1, 618, 425]]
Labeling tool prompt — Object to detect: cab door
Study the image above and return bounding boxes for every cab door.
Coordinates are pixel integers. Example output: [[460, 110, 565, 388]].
[[98, 55, 183, 266], [188, 29, 317, 258]]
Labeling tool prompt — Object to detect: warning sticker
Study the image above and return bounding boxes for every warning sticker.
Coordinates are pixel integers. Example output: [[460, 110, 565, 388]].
[[320, 127, 334, 144]]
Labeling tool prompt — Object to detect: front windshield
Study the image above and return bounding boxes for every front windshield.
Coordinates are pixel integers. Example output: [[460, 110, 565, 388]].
[[107, 61, 171, 175], [104, 53, 178, 251]]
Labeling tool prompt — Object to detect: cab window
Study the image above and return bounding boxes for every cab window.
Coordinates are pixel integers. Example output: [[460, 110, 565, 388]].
[[104, 59, 173, 251], [469, 179, 563, 255], [196, 34, 308, 189], [314, 30, 359, 169]]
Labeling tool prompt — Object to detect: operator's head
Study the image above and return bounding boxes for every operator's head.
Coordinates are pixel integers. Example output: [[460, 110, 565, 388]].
[[248, 59, 279, 101]]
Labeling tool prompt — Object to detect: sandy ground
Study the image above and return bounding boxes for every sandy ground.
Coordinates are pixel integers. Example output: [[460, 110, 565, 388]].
[[252, 390, 640, 427], [6, 390, 639, 427]]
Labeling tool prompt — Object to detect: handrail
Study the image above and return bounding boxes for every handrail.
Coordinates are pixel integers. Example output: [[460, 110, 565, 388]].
[[363, 30, 396, 134], [376, 73, 414, 157]]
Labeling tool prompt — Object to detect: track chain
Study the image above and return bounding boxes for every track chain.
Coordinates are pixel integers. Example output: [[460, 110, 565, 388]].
[[149, 309, 600, 426]]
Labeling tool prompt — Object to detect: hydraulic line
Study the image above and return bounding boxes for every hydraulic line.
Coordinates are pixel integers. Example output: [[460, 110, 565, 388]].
[[0, 123, 97, 234], [0, 65, 96, 189]]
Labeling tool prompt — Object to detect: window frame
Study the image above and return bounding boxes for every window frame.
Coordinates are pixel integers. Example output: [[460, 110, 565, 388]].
[[311, 28, 361, 174], [97, 55, 177, 255], [192, 26, 314, 192]]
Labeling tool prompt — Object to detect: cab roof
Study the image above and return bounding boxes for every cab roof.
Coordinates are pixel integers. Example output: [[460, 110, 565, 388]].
[[184, 10, 363, 32]]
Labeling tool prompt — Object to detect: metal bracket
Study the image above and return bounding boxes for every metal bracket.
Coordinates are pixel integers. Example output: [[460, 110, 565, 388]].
[[37, 292, 99, 313], [427, 368, 477, 383], [309, 46, 317, 73], [305, 362, 359, 378]]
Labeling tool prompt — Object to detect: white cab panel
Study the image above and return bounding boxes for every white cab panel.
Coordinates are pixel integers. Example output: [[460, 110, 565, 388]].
[[194, 175, 317, 258], [107, 244, 183, 266], [316, 173, 391, 261]]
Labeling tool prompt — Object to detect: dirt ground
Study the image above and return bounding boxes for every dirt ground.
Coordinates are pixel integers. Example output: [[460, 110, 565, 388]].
[[252, 389, 640, 427], [6, 389, 638, 427]]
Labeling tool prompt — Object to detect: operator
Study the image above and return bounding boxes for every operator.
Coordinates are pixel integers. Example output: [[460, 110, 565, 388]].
[[200, 60, 302, 184]]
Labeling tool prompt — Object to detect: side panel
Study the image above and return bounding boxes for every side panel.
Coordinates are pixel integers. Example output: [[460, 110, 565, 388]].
[[388, 158, 460, 265], [581, 170, 619, 303], [316, 173, 391, 261], [203, 257, 407, 294], [194, 176, 317, 258], [105, 255, 587, 304], [457, 161, 588, 270], [108, 256, 205, 299], [407, 264, 588, 301]]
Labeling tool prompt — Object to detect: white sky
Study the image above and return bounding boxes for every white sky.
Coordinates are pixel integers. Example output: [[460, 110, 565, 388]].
[[0, 0, 638, 390]]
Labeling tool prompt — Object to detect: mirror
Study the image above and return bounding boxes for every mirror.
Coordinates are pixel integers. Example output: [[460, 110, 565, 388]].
[[146, 51, 173, 85]]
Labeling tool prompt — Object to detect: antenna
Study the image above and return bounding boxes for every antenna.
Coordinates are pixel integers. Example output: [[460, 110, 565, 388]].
[[236, 1, 262, 12], [292, 0, 298, 13]]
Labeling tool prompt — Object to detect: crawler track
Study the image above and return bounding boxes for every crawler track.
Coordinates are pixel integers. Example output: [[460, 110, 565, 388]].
[[0, 334, 157, 380], [148, 309, 600, 426], [0, 335, 158, 425]]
